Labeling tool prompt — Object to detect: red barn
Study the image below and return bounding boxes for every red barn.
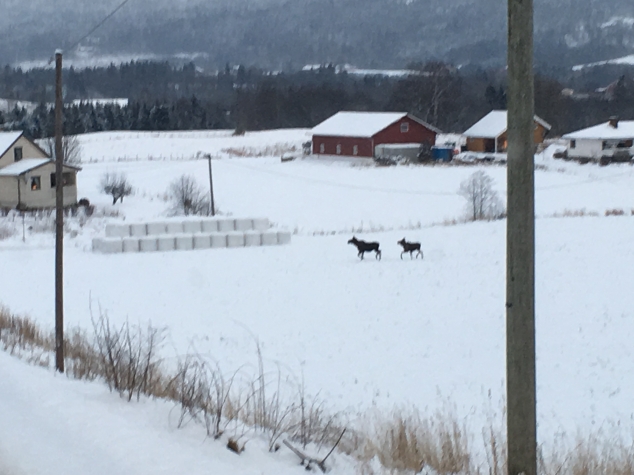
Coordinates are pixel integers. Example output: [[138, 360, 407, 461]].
[[311, 111, 440, 158]]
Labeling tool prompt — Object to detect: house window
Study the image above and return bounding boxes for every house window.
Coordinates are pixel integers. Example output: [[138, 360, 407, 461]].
[[319, 143, 325, 153], [14, 147, 23, 162], [353, 145, 359, 156], [570, 140, 576, 149], [400, 122, 409, 133], [31, 176, 41, 191], [50, 172, 76, 188], [336, 144, 342, 155]]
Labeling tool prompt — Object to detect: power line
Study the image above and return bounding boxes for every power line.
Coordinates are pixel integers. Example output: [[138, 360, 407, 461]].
[[49, 0, 133, 63]]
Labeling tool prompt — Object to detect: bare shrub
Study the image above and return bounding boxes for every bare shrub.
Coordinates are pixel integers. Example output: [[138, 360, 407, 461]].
[[458, 171, 505, 221], [41, 135, 82, 165], [92, 311, 166, 401], [100, 172, 133, 204], [168, 174, 209, 216]]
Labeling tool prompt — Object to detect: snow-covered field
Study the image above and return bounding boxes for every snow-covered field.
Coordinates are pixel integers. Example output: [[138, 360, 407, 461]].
[[2, 129, 634, 473]]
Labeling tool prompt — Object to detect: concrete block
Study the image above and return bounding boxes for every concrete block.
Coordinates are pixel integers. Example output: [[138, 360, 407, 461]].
[[201, 219, 219, 233], [98, 238, 124, 254], [227, 232, 245, 248], [157, 235, 176, 252], [130, 223, 147, 237], [122, 237, 139, 253], [217, 219, 235, 232], [139, 236, 158, 252], [209, 233, 227, 248], [193, 234, 211, 250], [244, 231, 261, 247], [105, 223, 130, 238], [234, 218, 253, 231], [175, 235, 193, 251], [166, 221, 184, 234], [277, 231, 292, 245], [252, 218, 270, 231], [183, 220, 202, 234], [261, 231, 278, 246], [147, 222, 167, 235]]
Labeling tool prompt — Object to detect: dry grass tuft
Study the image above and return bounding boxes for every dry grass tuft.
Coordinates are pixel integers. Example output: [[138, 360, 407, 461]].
[[361, 407, 472, 475], [552, 209, 600, 218], [605, 209, 626, 217]]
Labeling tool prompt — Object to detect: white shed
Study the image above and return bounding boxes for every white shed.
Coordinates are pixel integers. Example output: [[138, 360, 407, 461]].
[[563, 117, 634, 161]]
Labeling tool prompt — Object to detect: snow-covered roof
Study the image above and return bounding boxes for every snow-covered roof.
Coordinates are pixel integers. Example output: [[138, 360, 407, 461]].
[[463, 110, 552, 139], [0, 131, 23, 156], [311, 111, 438, 138], [563, 121, 634, 140], [0, 158, 52, 176]]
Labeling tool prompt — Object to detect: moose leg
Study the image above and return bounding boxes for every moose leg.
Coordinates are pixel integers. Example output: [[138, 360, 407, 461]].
[[400, 251, 404, 260], [376, 250, 381, 261], [359, 251, 364, 260]]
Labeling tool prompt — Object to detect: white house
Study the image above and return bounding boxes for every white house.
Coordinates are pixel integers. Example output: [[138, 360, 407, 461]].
[[0, 131, 80, 209], [563, 117, 634, 162]]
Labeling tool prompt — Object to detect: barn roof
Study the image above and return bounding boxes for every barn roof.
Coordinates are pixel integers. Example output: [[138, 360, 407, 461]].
[[0, 158, 52, 176], [0, 131, 24, 156], [563, 121, 634, 140], [463, 110, 552, 139], [311, 111, 439, 138]]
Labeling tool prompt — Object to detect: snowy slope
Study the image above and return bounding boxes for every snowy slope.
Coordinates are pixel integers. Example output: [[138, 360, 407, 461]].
[[0, 352, 354, 475]]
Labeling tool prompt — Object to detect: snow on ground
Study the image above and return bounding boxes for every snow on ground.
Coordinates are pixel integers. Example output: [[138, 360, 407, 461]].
[[77, 129, 309, 162], [0, 351, 355, 475], [2, 129, 634, 469]]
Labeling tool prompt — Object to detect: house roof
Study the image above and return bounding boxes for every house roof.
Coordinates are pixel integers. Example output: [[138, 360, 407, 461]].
[[463, 110, 552, 139], [0, 158, 52, 176], [311, 111, 440, 138], [0, 131, 24, 156], [563, 121, 634, 140]]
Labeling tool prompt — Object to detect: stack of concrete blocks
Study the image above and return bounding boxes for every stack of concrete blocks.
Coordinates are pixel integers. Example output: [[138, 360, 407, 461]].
[[93, 217, 291, 254]]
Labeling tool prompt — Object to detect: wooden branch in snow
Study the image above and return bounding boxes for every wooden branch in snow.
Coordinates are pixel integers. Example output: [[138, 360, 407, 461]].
[[283, 428, 346, 473]]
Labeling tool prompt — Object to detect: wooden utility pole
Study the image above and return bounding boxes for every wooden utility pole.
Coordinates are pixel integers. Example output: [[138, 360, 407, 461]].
[[506, 0, 536, 473], [205, 154, 216, 216], [54, 50, 65, 374]]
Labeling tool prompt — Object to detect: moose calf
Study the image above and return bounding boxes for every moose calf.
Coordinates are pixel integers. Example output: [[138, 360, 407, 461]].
[[397, 238, 423, 259]]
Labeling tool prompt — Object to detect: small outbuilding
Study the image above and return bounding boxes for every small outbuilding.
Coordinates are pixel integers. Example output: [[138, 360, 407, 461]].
[[311, 111, 440, 158], [563, 117, 634, 162], [463, 110, 551, 153], [0, 131, 80, 209]]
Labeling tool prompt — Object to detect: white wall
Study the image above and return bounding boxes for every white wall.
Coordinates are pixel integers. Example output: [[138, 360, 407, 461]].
[[568, 139, 603, 160]]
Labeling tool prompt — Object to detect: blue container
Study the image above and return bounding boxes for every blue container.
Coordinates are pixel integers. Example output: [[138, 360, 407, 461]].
[[431, 146, 453, 162]]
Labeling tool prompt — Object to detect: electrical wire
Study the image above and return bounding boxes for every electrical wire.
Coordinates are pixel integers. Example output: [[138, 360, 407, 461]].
[[49, 0, 133, 64]]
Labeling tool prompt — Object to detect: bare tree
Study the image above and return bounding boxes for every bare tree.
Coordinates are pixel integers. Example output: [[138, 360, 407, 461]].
[[100, 172, 133, 205], [169, 175, 209, 216], [458, 171, 504, 221], [42, 135, 82, 165]]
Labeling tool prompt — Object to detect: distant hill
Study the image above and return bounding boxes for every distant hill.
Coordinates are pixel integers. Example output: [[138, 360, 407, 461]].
[[1, 0, 634, 71]]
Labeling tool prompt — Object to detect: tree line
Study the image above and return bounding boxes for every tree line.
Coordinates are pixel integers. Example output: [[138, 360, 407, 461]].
[[1, 61, 633, 139]]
